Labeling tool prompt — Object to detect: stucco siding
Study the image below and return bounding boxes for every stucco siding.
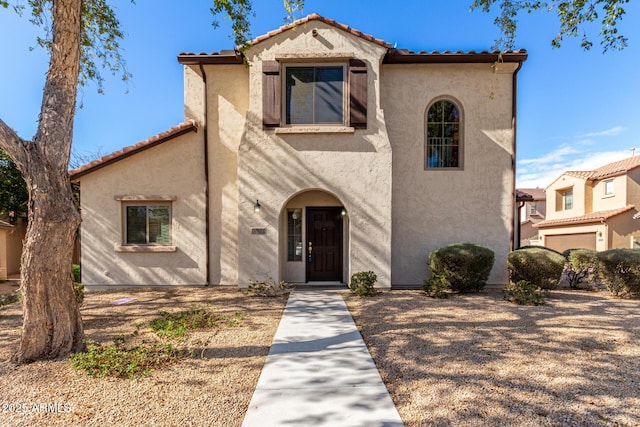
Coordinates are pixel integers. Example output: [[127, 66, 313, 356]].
[[234, 22, 393, 287], [382, 63, 514, 285], [545, 175, 588, 220], [79, 132, 206, 288], [592, 175, 627, 212]]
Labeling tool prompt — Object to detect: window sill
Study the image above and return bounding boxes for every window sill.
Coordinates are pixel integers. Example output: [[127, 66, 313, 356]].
[[274, 126, 355, 134], [115, 245, 177, 253]]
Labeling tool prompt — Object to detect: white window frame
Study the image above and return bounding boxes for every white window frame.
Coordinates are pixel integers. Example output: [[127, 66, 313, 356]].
[[282, 63, 348, 127], [604, 179, 614, 196]]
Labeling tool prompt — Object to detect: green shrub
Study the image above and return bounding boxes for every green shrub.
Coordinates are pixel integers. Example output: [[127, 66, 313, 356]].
[[150, 306, 244, 339], [596, 249, 640, 297], [564, 249, 599, 290], [72, 264, 81, 283], [70, 338, 183, 378], [71, 264, 84, 305], [508, 246, 564, 290], [423, 273, 451, 299], [502, 280, 546, 305], [428, 243, 494, 293], [246, 274, 295, 297], [349, 271, 378, 297]]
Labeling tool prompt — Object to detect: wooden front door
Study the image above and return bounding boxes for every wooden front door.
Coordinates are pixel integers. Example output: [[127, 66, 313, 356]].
[[306, 207, 343, 282]]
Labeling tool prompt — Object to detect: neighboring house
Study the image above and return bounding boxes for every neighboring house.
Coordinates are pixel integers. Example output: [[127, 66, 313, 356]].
[[0, 216, 26, 279], [69, 14, 527, 289], [517, 187, 546, 247], [534, 156, 640, 252], [0, 219, 12, 280]]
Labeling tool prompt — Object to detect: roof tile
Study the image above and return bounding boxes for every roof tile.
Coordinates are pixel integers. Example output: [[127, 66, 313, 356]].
[[534, 205, 635, 228], [69, 121, 198, 181]]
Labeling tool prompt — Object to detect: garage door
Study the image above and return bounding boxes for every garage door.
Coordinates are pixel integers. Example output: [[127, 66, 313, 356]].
[[546, 233, 597, 253]]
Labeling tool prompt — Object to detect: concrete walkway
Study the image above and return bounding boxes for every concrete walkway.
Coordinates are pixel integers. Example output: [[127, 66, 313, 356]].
[[242, 289, 405, 427]]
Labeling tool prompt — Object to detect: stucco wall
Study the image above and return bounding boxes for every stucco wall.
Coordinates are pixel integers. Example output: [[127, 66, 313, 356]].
[[236, 21, 393, 287], [545, 175, 589, 219], [592, 175, 627, 212], [79, 132, 207, 288], [382, 63, 516, 285]]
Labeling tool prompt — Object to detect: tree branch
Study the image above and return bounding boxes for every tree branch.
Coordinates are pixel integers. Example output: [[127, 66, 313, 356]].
[[0, 118, 29, 170]]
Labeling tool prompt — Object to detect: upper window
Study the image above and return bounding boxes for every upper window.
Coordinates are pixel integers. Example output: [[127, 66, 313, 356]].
[[285, 65, 346, 125], [563, 189, 573, 210], [262, 59, 367, 130], [530, 203, 538, 215], [604, 180, 614, 196], [125, 204, 171, 245], [426, 99, 461, 169]]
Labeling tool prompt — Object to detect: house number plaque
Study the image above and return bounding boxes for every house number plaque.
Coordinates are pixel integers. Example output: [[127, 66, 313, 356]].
[[251, 228, 267, 235]]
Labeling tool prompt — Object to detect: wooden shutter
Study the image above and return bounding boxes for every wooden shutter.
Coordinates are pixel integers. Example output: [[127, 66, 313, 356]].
[[349, 59, 367, 129], [262, 60, 281, 128]]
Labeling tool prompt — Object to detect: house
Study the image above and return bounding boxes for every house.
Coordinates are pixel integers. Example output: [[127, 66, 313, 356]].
[[69, 14, 527, 289], [0, 216, 25, 280], [517, 187, 546, 247], [0, 219, 12, 280], [534, 156, 640, 252]]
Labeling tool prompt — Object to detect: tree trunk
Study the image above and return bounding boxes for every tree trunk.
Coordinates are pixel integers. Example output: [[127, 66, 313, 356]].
[[16, 177, 83, 362], [0, 0, 85, 363]]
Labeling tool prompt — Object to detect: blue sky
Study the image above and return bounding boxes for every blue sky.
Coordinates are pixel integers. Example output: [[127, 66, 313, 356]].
[[1, 0, 639, 188]]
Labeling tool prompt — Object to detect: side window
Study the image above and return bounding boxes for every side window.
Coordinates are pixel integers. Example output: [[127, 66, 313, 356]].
[[425, 99, 462, 169], [124, 204, 172, 245], [287, 209, 303, 261], [604, 180, 614, 196]]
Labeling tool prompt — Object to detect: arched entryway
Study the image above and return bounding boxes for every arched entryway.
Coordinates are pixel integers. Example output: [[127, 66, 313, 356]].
[[279, 189, 349, 284]]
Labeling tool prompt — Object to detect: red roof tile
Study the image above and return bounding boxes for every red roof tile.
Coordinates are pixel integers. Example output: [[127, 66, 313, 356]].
[[69, 121, 198, 181], [248, 14, 391, 48], [564, 171, 595, 180], [590, 156, 640, 180], [177, 15, 527, 65], [534, 205, 635, 228]]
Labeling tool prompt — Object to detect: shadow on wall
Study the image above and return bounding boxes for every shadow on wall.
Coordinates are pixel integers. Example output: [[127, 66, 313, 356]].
[[237, 109, 392, 286]]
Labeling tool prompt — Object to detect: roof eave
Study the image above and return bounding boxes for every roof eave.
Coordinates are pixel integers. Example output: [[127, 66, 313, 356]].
[[384, 49, 528, 64], [69, 122, 198, 181]]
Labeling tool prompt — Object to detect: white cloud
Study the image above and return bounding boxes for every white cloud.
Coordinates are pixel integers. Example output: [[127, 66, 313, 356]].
[[577, 126, 626, 138], [517, 149, 632, 188]]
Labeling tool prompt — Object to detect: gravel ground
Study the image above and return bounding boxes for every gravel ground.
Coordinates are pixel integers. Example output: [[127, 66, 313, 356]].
[[2, 286, 640, 427], [344, 289, 640, 427], [0, 288, 286, 427]]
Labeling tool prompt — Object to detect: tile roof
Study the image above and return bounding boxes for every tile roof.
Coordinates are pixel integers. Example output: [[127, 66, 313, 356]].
[[534, 205, 635, 228], [69, 121, 198, 181], [177, 14, 527, 65], [249, 13, 391, 48], [564, 171, 595, 180], [558, 156, 640, 183], [590, 155, 640, 180], [516, 189, 534, 202], [517, 188, 545, 200]]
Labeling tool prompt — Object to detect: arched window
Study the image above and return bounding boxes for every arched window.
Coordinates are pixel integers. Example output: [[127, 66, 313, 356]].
[[425, 99, 461, 169]]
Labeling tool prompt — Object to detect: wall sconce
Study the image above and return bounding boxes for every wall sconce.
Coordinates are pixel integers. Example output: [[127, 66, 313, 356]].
[[341, 208, 347, 216], [598, 231, 603, 237], [8, 210, 15, 224], [254, 200, 261, 214]]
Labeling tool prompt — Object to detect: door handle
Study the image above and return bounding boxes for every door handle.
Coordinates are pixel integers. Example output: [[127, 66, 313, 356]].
[[308, 242, 313, 263], [308, 241, 313, 254]]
